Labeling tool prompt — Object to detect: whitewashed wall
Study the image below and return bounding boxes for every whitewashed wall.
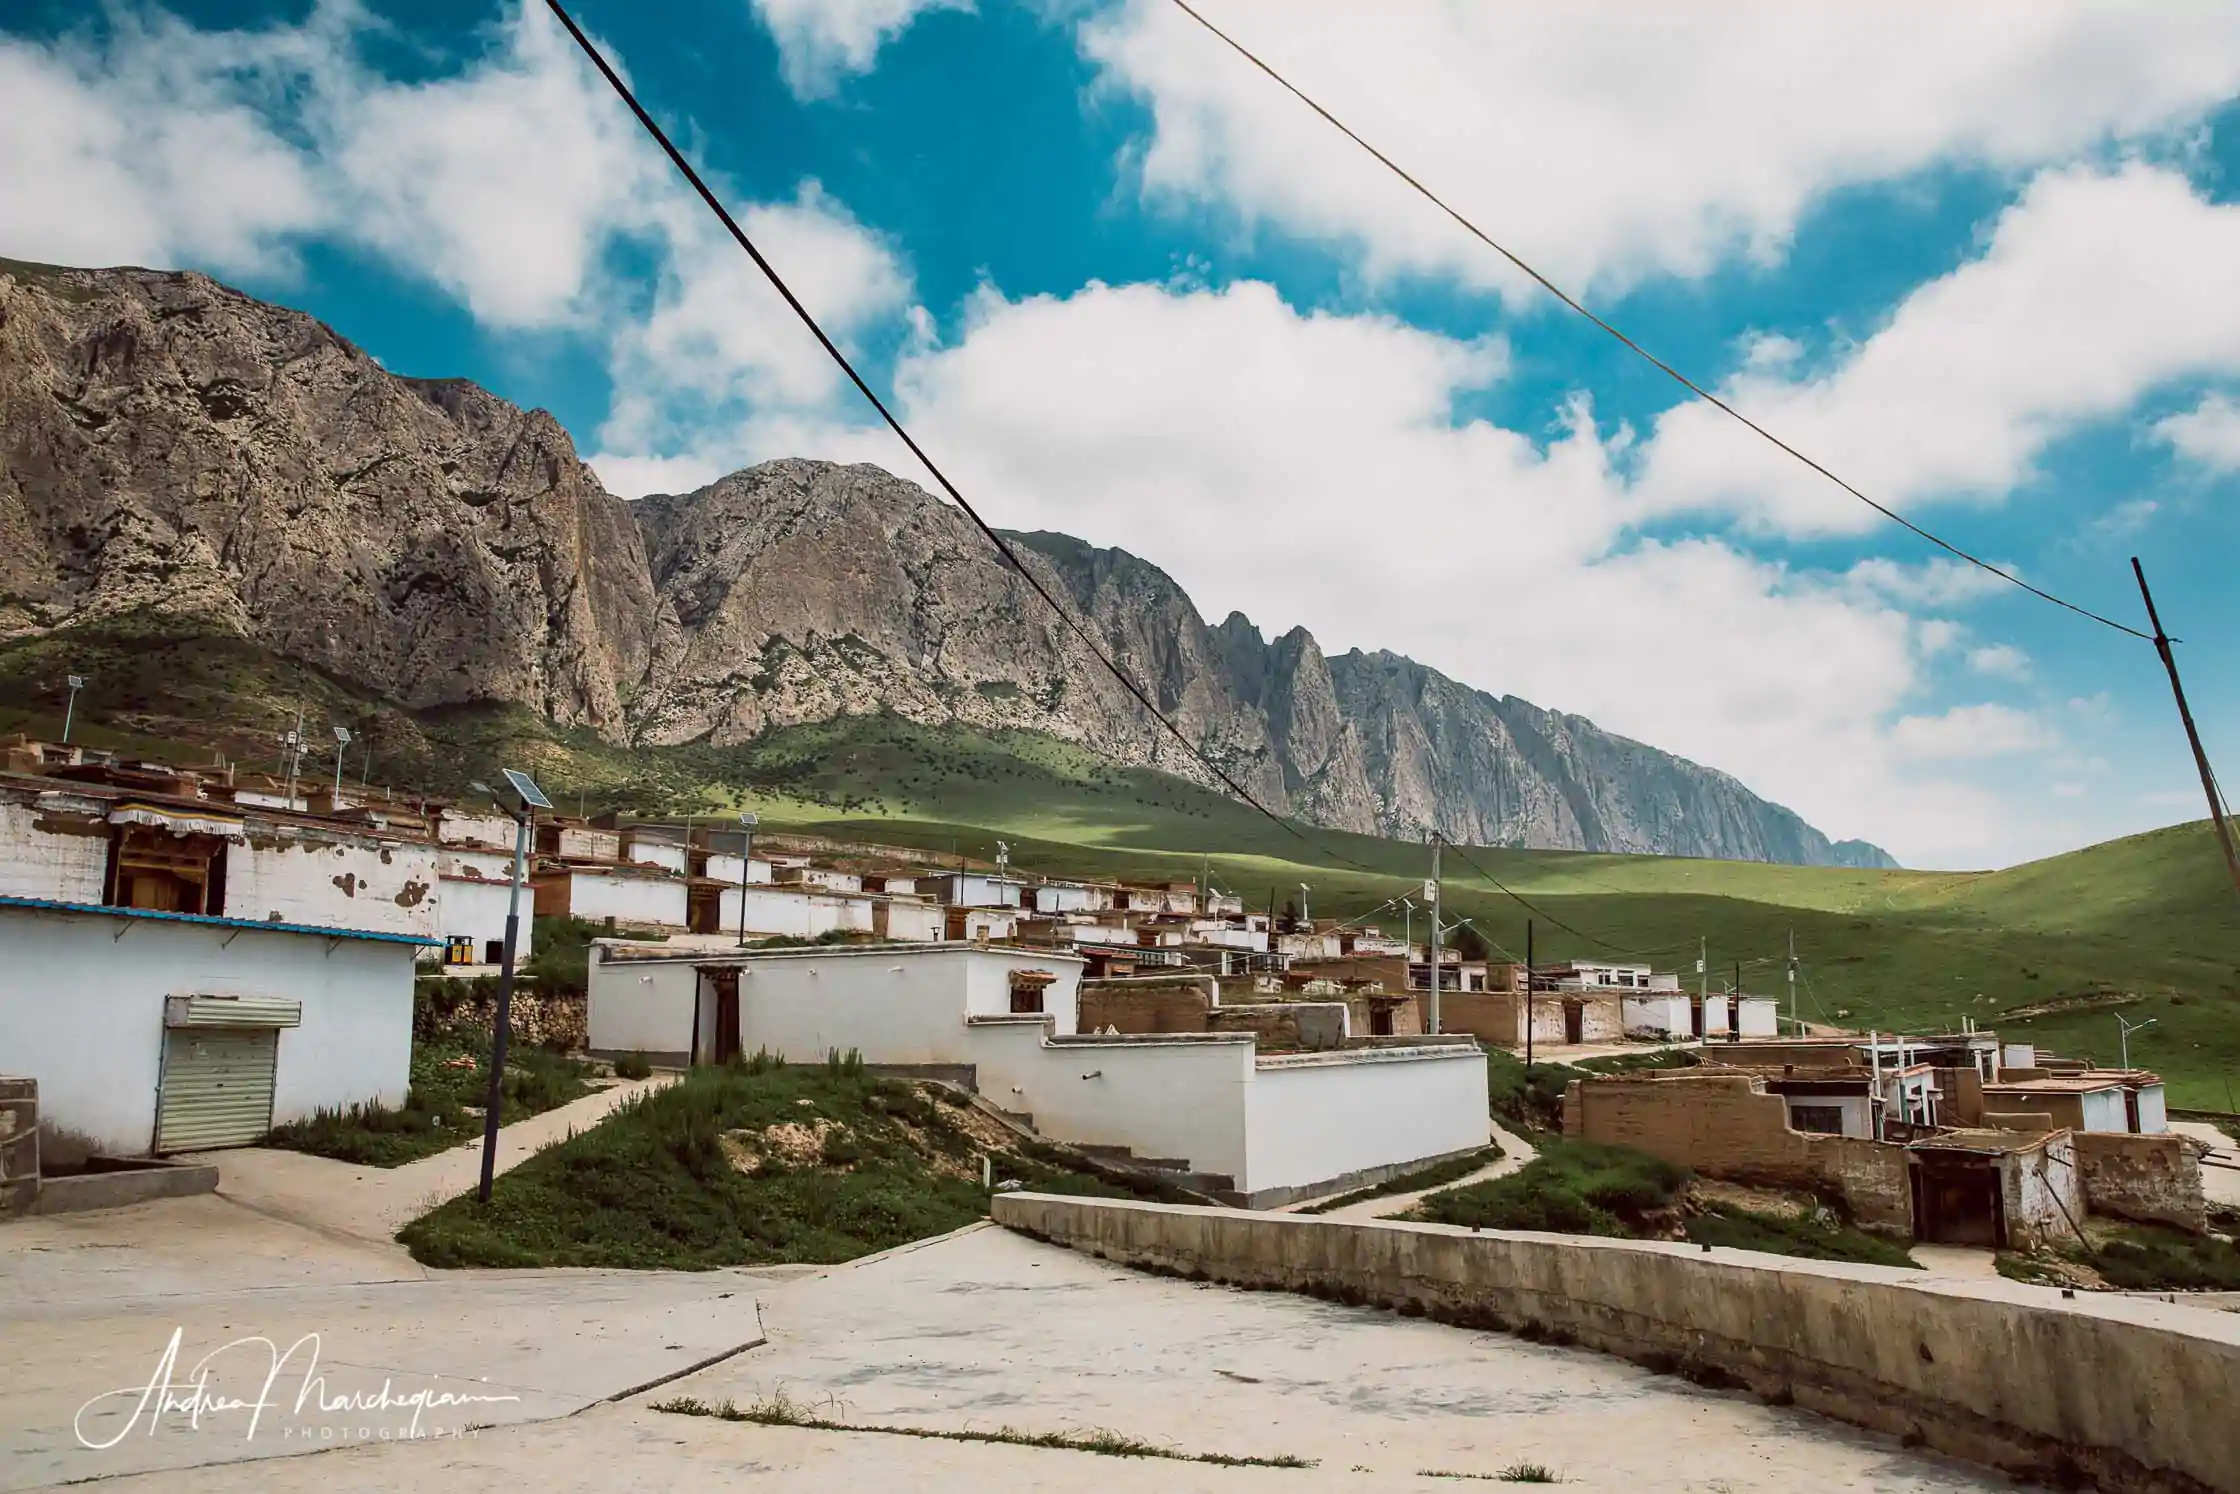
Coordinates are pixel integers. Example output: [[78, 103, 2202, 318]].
[[703, 854, 773, 885], [1243, 1048, 1490, 1195], [2081, 1088, 2131, 1133], [438, 810, 514, 849], [874, 900, 943, 941], [2136, 1084, 2168, 1134], [1736, 999, 1779, 1038], [0, 907, 415, 1154], [226, 834, 442, 938], [719, 885, 874, 938], [0, 800, 108, 902], [1781, 1093, 1874, 1139], [623, 838, 689, 873], [586, 954, 700, 1058], [565, 872, 688, 929], [1622, 994, 1694, 1038], [439, 877, 534, 961], [964, 1019, 1254, 1185], [962, 950, 1081, 1031]]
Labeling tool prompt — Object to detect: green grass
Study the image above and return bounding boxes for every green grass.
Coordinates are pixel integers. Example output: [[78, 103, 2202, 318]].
[[262, 1006, 594, 1167], [651, 1390, 1314, 1468], [395, 1059, 1169, 1269], [2083, 1225, 2240, 1291], [1684, 1203, 1918, 1268], [11, 617, 2240, 1104], [1409, 1139, 1689, 1237], [1419, 1467, 1564, 1484], [1296, 1145, 1504, 1215]]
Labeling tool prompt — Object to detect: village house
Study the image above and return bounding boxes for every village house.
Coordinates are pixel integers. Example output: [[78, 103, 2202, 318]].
[[584, 941, 1490, 1207]]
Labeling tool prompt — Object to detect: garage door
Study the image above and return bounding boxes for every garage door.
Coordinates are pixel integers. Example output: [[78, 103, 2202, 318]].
[[156, 1027, 279, 1152]]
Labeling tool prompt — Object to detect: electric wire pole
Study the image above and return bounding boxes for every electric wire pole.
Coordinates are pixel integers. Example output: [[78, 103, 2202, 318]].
[[1787, 929, 1798, 1035], [1426, 832, 1442, 1036], [2133, 558, 2240, 899], [1523, 918, 1534, 1068]]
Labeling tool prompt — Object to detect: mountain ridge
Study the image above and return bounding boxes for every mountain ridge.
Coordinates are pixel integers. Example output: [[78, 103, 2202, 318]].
[[0, 258, 1894, 868]]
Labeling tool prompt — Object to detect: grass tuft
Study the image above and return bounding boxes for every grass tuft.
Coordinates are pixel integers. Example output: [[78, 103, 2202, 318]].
[[1410, 1139, 1687, 1236], [1683, 1203, 1918, 1268], [651, 1391, 1313, 1467]]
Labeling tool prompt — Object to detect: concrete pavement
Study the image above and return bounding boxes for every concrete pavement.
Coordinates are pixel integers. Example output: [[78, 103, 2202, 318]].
[[1316, 1120, 1538, 1222]]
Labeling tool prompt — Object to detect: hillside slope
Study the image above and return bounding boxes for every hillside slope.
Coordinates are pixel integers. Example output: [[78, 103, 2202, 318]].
[[0, 257, 1886, 866]]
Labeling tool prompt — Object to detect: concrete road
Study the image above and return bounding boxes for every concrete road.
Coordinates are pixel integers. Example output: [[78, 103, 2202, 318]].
[[1315, 1121, 1539, 1222], [2171, 1120, 2240, 1211]]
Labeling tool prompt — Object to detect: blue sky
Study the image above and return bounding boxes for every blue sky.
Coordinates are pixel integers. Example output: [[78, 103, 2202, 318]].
[[8, 0, 2240, 870]]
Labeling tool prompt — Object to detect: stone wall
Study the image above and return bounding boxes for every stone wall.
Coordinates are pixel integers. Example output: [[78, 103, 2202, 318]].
[[993, 1193, 2240, 1494], [1566, 1073, 1913, 1231], [420, 981, 588, 1052], [0, 1077, 35, 1216], [2074, 1131, 2208, 1233], [1207, 1003, 1348, 1052]]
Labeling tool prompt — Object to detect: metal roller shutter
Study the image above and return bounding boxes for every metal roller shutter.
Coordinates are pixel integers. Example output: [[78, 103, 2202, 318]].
[[156, 1027, 278, 1153]]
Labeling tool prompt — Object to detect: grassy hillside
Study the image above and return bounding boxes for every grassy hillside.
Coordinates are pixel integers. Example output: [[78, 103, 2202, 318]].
[[6, 618, 2237, 1106]]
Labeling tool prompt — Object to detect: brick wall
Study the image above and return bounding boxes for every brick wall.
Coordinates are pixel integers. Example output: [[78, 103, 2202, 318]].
[[1935, 1068, 1986, 1126], [0, 1076, 37, 1216], [1078, 982, 1210, 1035], [1436, 991, 1523, 1047], [1567, 1073, 1912, 1231], [2072, 1130, 2208, 1233]]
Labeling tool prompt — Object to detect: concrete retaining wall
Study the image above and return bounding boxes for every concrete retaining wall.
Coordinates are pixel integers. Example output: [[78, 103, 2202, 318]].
[[28, 1157, 218, 1216], [993, 1193, 2240, 1494]]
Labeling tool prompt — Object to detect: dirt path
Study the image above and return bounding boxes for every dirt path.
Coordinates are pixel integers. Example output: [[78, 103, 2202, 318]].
[[186, 1074, 675, 1251], [1317, 1120, 1541, 1222]]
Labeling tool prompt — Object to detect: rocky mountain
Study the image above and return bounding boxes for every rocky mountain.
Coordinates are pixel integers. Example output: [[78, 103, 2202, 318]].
[[0, 260, 1895, 867]]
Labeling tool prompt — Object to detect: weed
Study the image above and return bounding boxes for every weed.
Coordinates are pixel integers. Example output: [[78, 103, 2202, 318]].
[[613, 1052, 655, 1081], [1684, 1203, 1919, 1268], [1297, 1145, 1504, 1215], [1419, 1465, 1563, 1483], [1409, 1140, 1687, 1236], [651, 1391, 1312, 1467]]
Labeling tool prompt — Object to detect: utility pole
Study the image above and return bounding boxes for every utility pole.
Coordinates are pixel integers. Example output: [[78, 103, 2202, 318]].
[[1698, 935, 1708, 1030], [61, 674, 85, 744], [1524, 918, 1534, 1068], [1426, 833, 1442, 1036], [1787, 929, 1798, 1034], [2133, 558, 2240, 898]]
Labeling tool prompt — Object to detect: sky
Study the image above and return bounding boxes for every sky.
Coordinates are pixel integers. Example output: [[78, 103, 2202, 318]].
[[7, 0, 2240, 871]]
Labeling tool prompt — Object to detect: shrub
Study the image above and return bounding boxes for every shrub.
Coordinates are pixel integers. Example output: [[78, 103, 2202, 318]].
[[2088, 1227, 2240, 1291], [1685, 1203, 1918, 1268], [613, 1051, 655, 1081], [1412, 1140, 1687, 1236]]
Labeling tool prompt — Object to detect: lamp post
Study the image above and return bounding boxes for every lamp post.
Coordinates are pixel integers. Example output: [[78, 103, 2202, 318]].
[[2117, 1014, 2156, 1072], [734, 810, 758, 946], [61, 674, 85, 744], [473, 769, 552, 1205], [1297, 883, 1311, 928], [330, 726, 352, 805]]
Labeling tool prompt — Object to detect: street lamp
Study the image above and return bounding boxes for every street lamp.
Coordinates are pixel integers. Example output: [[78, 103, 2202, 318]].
[[469, 768, 552, 1204], [2117, 1014, 2156, 1072], [61, 674, 85, 744], [331, 726, 352, 804], [734, 810, 759, 946], [1297, 883, 1311, 927]]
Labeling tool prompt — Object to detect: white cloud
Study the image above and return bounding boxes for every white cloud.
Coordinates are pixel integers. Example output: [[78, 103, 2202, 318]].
[[0, 8, 332, 276], [1637, 166, 2240, 535], [1891, 704, 2054, 761], [1082, 1, 2240, 297], [755, 278, 2056, 865], [751, 0, 971, 99], [1968, 643, 2033, 679], [584, 451, 731, 500], [1840, 556, 2017, 609], [2155, 392, 2240, 471]]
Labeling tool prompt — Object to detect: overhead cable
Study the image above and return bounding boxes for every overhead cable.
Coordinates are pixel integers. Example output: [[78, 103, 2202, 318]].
[[1164, 0, 2155, 643], [544, 0, 1375, 871]]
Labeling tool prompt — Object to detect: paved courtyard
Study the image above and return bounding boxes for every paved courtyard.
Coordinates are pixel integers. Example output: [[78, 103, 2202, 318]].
[[4, 1180, 2013, 1492]]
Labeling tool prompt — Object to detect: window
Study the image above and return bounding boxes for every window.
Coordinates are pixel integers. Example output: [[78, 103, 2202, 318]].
[[1790, 1105, 1846, 1135], [1009, 970, 1054, 1014]]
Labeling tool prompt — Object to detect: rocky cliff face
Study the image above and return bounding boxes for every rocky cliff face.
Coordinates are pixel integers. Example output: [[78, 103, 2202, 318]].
[[0, 261, 1894, 867], [0, 259, 654, 729]]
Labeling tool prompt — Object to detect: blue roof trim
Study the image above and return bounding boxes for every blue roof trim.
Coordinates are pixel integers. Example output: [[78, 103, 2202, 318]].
[[0, 894, 442, 946]]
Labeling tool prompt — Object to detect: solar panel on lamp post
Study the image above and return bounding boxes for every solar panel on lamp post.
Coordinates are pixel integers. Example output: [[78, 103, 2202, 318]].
[[472, 769, 552, 1204], [62, 674, 85, 745]]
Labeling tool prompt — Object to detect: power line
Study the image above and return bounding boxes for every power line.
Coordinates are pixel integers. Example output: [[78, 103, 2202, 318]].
[[544, 0, 1375, 873], [1164, 0, 2155, 644]]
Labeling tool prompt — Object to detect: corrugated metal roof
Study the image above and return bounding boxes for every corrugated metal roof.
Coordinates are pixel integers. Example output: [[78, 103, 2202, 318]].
[[0, 894, 440, 945]]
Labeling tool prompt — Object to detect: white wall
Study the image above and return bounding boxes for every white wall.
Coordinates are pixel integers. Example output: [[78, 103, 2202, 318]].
[[0, 799, 109, 902], [567, 872, 688, 929], [1781, 1093, 1874, 1139], [437, 810, 514, 849], [1735, 999, 1779, 1038], [0, 907, 415, 1154], [723, 946, 1086, 1065], [440, 876, 534, 961], [2081, 1088, 2131, 1133], [966, 1019, 1254, 1184], [874, 900, 943, 942], [586, 953, 700, 1057], [624, 838, 689, 874], [963, 950, 1081, 1032], [225, 834, 443, 938], [1244, 1048, 1490, 1195], [703, 854, 773, 885], [1701, 994, 1731, 1035], [1623, 994, 1694, 1038], [2135, 1084, 2168, 1134]]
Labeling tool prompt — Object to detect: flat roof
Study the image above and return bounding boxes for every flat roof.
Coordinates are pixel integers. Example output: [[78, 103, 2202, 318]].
[[593, 939, 1087, 967], [1983, 1077, 2129, 1094], [0, 894, 440, 945], [1909, 1128, 2060, 1156]]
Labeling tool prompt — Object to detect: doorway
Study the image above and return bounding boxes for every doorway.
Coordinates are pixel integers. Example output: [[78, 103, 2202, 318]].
[[1562, 1000, 1584, 1045], [703, 968, 742, 1065], [1911, 1156, 2005, 1247]]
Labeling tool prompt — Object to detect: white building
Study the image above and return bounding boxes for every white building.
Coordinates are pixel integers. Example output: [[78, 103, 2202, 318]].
[[0, 896, 429, 1155], [533, 866, 688, 929], [1734, 996, 1780, 1038], [928, 873, 1026, 909], [719, 882, 875, 940], [1622, 992, 1696, 1040], [435, 846, 533, 965], [585, 942, 1490, 1207]]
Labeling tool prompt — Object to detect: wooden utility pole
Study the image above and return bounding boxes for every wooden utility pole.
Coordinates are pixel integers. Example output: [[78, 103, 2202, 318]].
[[1524, 918, 1535, 1068], [2133, 558, 2240, 898]]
